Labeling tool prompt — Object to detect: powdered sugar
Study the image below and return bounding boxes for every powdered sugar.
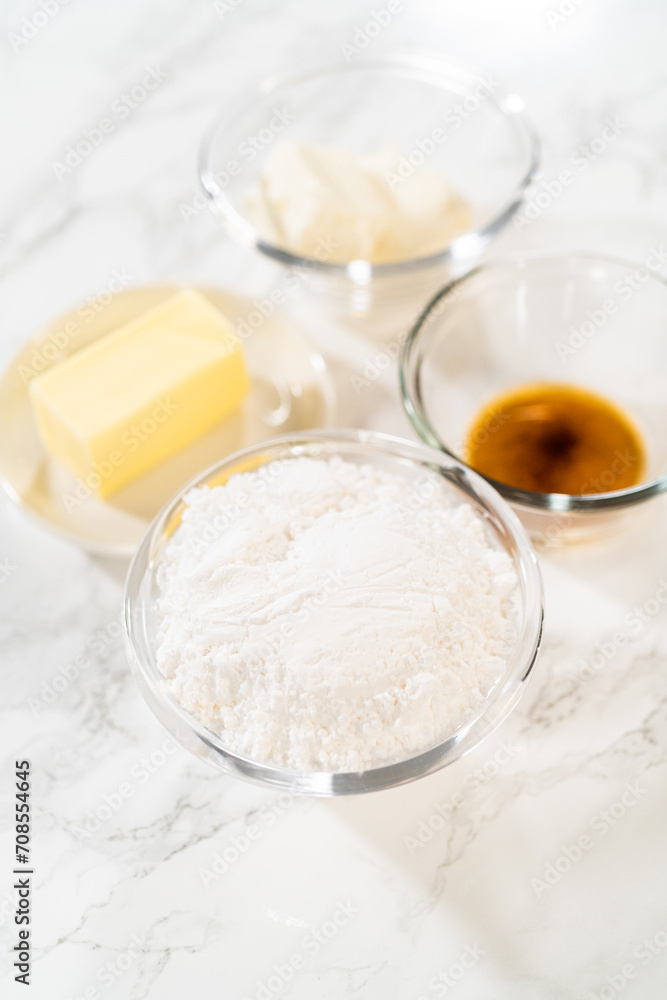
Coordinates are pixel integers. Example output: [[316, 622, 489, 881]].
[[154, 456, 519, 772]]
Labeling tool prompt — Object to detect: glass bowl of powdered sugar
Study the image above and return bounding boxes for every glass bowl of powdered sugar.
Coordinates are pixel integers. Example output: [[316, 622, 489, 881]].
[[124, 430, 543, 795]]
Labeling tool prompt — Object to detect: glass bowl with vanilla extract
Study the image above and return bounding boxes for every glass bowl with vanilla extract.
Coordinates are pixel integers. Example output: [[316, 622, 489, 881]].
[[400, 253, 667, 546]]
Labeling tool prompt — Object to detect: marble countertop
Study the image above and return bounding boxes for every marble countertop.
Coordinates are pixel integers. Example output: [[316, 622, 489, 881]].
[[2, 1, 667, 997]]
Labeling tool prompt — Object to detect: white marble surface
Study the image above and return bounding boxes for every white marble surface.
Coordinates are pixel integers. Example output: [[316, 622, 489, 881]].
[[2, 1, 667, 997]]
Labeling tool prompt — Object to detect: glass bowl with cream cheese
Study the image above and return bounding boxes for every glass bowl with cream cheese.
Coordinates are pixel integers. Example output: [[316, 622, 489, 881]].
[[198, 52, 539, 325], [124, 430, 543, 795]]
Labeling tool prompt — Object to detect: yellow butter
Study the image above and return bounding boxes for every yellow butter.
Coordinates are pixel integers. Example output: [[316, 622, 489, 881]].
[[29, 289, 250, 499]]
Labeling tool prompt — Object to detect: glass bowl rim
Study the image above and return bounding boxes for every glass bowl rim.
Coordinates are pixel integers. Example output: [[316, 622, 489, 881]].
[[198, 49, 540, 278], [400, 249, 667, 513], [123, 428, 544, 796]]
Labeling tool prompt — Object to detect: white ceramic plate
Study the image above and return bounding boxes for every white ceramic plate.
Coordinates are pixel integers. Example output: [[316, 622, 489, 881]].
[[0, 284, 336, 555]]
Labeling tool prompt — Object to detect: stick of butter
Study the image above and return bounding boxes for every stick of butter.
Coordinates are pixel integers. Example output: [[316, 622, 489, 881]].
[[29, 289, 250, 499]]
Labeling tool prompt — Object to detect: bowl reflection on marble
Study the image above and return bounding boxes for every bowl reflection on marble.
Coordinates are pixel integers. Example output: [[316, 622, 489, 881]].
[[123, 430, 543, 796]]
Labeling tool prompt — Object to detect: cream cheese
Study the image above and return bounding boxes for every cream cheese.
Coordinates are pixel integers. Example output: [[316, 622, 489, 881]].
[[247, 140, 470, 263]]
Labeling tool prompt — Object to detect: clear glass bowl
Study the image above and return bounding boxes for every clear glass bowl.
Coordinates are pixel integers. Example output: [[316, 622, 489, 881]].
[[124, 430, 543, 796], [400, 253, 667, 546], [199, 52, 539, 321]]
